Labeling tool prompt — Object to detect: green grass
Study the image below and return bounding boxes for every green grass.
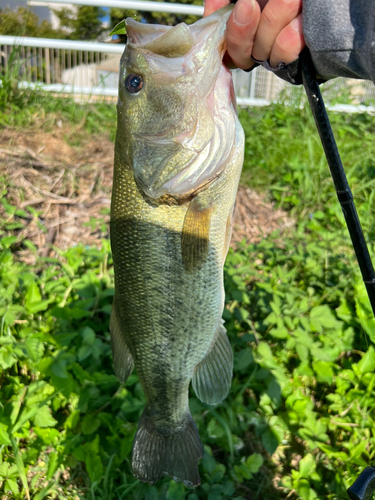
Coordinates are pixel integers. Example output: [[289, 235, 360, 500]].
[[1, 84, 375, 500], [239, 104, 375, 237], [0, 55, 117, 142], [0, 92, 117, 144]]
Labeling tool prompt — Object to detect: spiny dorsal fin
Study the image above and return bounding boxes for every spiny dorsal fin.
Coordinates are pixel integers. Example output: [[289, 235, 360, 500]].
[[181, 197, 212, 272]]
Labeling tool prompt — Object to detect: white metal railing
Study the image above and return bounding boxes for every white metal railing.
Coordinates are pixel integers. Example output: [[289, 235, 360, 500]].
[[0, 36, 122, 87], [18, 81, 119, 96], [0, 36, 123, 53], [27, 0, 204, 16], [3, 2, 375, 109]]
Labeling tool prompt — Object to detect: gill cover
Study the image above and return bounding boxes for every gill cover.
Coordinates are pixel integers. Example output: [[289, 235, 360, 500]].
[[118, 6, 237, 200]]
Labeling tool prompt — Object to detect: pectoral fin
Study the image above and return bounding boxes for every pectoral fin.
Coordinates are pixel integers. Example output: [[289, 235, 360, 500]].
[[192, 322, 233, 405], [222, 205, 235, 265], [181, 197, 212, 272], [110, 301, 134, 383]]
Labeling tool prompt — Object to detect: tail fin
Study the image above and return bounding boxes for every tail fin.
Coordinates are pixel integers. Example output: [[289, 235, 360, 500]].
[[132, 410, 204, 486]]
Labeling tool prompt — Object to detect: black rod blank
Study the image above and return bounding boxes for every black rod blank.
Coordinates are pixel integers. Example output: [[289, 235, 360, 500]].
[[347, 466, 375, 500], [300, 48, 375, 317]]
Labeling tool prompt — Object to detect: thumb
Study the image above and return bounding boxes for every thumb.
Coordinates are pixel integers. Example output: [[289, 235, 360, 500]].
[[204, 0, 230, 17]]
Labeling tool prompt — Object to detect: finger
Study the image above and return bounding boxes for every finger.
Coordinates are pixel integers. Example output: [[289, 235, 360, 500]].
[[252, 0, 302, 62], [225, 0, 261, 70], [203, 0, 229, 17], [269, 13, 305, 67]]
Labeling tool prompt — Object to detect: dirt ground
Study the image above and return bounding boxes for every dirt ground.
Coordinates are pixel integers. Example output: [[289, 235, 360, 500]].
[[0, 129, 294, 261]]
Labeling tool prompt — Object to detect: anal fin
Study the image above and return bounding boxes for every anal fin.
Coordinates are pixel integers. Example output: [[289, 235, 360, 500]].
[[181, 197, 212, 273], [192, 322, 233, 405], [110, 301, 134, 383]]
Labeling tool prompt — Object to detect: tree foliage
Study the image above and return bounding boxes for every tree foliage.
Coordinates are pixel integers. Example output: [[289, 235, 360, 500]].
[[53, 5, 107, 41], [0, 7, 64, 38], [0, 5, 108, 41]]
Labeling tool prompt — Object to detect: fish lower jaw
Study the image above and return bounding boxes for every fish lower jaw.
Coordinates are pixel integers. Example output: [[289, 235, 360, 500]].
[[136, 171, 213, 203], [142, 176, 218, 203], [136, 180, 190, 205]]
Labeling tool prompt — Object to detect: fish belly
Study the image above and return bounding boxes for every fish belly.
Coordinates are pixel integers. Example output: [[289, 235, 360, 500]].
[[111, 168, 223, 428]]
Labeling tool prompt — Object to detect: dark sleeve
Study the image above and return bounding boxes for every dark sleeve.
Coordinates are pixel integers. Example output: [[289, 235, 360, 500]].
[[245, 58, 302, 85], [303, 0, 375, 83]]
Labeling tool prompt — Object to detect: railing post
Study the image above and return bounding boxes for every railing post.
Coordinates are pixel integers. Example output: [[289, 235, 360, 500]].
[[45, 47, 50, 84], [249, 68, 256, 100]]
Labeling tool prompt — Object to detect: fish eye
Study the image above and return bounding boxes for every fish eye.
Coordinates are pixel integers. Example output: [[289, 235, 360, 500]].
[[125, 73, 143, 94]]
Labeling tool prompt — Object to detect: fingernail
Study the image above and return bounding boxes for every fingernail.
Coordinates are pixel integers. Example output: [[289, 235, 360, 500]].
[[291, 17, 301, 31], [233, 0, 254, 27]]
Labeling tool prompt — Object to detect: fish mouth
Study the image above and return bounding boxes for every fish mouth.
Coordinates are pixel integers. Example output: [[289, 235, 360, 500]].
[[128, 5, 237, 201]]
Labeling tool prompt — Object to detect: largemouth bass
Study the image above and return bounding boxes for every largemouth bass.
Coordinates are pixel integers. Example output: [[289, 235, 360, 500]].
[[110, 5, 244, 487]]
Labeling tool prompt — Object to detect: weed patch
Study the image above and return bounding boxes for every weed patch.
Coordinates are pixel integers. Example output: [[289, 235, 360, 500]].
[[0, 207, 374, 499], [0, 96, 375, 499]]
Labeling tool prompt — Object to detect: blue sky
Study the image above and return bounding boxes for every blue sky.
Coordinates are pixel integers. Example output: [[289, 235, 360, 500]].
[[100, 6, 110, 24]]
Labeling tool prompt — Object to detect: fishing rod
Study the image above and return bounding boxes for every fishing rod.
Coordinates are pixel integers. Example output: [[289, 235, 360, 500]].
[[300, 48, 375, 500], [300, 49, 375, 318], [227, 0, 375, 317]]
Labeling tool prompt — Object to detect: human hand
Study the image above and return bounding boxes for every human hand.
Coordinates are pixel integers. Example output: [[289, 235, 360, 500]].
[[204, 0, 305, 71]]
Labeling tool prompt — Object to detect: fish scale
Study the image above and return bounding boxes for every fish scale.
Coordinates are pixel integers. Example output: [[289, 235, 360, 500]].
[[110, 5, 244, 486]]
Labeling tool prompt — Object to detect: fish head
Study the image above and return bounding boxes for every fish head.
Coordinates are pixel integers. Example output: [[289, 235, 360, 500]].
[[116, 6, 238, 200]]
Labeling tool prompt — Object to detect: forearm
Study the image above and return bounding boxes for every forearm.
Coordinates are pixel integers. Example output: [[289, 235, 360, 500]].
[[303, 0, 375, 82]]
